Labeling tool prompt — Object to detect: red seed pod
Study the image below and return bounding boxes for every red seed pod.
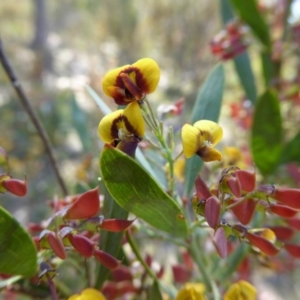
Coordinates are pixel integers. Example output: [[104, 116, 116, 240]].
[[99, 219, 135, 232], [227, 177, 242, 197], [68, 234, 95, 258], [213, 227, 228, 258], [246, 231, 280, 256], [94, 249, 121, 269], [172, 264, 191, 283], [272, 187, 300, 209], [64, 187, 100, 220], [230, 198, 257, 225], [285, 218, 300, 230], [46, 232, 66, 260], [111, 265, 133, 282], [284, 243, 300, 258], [269, 226, 294, 241], [195, 175, 212, 200], [235, 169, 256, 192], [204, 196, 221, 229], [268, 204, 298, 218], [2, 178, 27, 197]]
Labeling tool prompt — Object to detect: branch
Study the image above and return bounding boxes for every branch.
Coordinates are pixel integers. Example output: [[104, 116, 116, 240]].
[[0, 37, 68, 196]]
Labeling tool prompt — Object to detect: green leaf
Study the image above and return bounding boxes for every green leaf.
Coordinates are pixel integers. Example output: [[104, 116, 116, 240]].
[[233, 53, 257, 104], [147, 280, 163, 300], [261, 50, 275, 87], [280, 131, 300, 165], [220, 0, 234, 23], [95, 182, 128, 288], [70, 96, 91, 151], [0, 207, 37, 277], [184, 64, 225, 196], [229, 0, 271, 49], [251, 90, 283, 175], [100, 145, 188, 238]]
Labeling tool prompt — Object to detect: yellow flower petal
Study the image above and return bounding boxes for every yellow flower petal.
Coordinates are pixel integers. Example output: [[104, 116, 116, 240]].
[[249, 228, 276, 243], [98, 109, 124, 143], [181, 124, 201, 158], [123, 102, 145, 138], [176, 283, 206, 300], [132, 58, 160, 93], [224, 280, 257, 300], [102, 65, 130, 97], [68, 288, 107, 300], [193, 120, 223, 147]]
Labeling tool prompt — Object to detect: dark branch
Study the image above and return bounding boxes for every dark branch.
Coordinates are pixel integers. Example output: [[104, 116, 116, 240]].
[[0, 37, 69, 196]]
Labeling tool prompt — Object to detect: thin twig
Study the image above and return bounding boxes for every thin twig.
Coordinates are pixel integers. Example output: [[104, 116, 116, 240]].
[[0, 37, 68, 196]]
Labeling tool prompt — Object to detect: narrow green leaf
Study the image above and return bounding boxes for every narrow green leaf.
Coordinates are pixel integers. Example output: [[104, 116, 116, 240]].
[[0, 207, 37, 277], [100, 145, 188, 238], [251, 90, 283, 175], [70, 96, 91, 151], [233, 53, 257, 104], [147, 280, 163, 300], [220, 0, 234, 23], [95, 182, 128, 288], [280, 131, 300, 165], [86, 85, 161, 183], [229, 0, 271, 49], [261, 50, 275, 87], [184, 64, 225, 196]]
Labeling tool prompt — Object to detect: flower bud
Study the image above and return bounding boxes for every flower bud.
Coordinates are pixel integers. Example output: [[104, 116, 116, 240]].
[[64, 187, 100, 220], [268, 204, 298, 218], [194, 175, 212, 199], [204, 196, 221, 229], [227, 177, 242, 197], [68, 234, 95, 258], [284, 243, 300, 258], [235, 169, 256, 192], [94, 249, 121, 269], [99, 219, 135, 232], [272, 187, 300, 209], [213, 227, 228, 258], [269, 226, 294, 241], [1, 177, 27, 197], [46, 232, 66, 260], [229, 198, 256, 225]]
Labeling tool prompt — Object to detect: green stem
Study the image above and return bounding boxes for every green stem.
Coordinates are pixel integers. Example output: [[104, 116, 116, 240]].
[[125, 230, 157, 281], [189, 234, 220, 300]]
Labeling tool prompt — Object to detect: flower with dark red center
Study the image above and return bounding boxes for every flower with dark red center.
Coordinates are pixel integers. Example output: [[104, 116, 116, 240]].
[[102, 58, 160, 105]]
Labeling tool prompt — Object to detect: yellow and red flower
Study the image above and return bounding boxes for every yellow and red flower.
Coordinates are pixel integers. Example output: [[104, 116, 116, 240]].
[[175, 282, 206, 300], [102, 58, 160, 105], [181, 120, 223, 162], [68, 288, 106, 300], [224, 280, 256, 300], [98, 102, 145, 156]]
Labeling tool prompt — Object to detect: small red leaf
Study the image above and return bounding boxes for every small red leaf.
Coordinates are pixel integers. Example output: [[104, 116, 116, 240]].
[[111, 266, 133, 282], [213, 227, 228, 258], [235, 169, 256, 192], [230, 198, 257, 225], [246, 232, 280, 256], [269, 226, 294, 241], [64, 187, 100, 220], [285, 218, 300, 230], [284, 243, 300, 258], [204, 196, 221, 229], [94, 249, 121, 269], [227, 177, 242, 197], [273, 187, 300, 209], [172, 264, 191, 283], [268, 204, 298, 218], [195, 175, 212, 199], [68, 234, 95, 258], [46, 232, 66, 260], [100, 219, 135, 232]]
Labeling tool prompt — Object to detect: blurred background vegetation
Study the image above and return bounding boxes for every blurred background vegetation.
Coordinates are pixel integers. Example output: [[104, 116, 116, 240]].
[[0, 0, 221, 223]]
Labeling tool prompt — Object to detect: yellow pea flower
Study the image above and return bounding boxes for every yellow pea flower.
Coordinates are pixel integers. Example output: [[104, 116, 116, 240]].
[[176, 282, 206, 300], [224, 280, 257, 300], [181, 120, 223, 162], [102, 58, 160, 105], [68, 288, 106, 300], [98, 102, 145, 156]]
